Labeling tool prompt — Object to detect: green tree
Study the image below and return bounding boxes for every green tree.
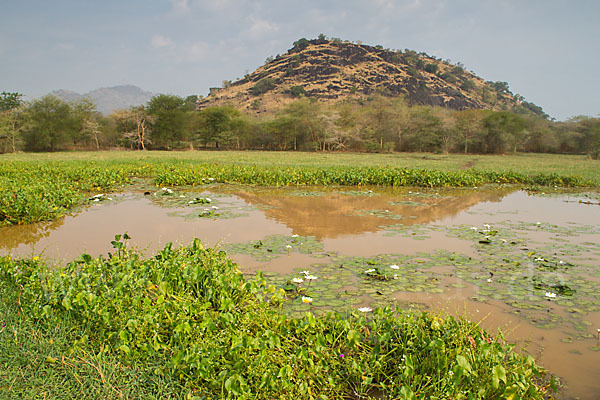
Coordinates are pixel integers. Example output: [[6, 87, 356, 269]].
[[196, 106, 240, 149], [455, 109, 484, 153], [146, 95, 189, 149], [0, 92, 25, 152], [22, 95, 78, 151], [277, 99, 324, 151], [0, 92, 24, 111], [482, 111, 526, 154]]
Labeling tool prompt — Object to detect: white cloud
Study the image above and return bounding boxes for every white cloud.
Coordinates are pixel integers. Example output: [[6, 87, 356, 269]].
[[185, 41, 210, 61], [170, 0, 191, 16], [243, 16, 279, 39], [151, 34, 175, 49]]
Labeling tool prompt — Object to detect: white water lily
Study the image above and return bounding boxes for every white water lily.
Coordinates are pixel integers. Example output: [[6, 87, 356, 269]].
[[291, 278, 304, 284], [390, 264, 400, 270], [305, 275, 317, 281], [534, 257, 544, 262], [291, 234, 299, 238], [211, 206, 219, 210], [357, 307, 373, 312], [302, 296, 313, 304], [486, 278, 492, 283], [536, 221, 541, 225], [205, 198, 212, 202], [285, 245, 292, 249], [300, 270, 311, 276], [364, 268, 376, 274], [545, 292, 557, 298], [470, 226, 478, 230], [179, 195, 186, 198], [483, 224, 490, 229]]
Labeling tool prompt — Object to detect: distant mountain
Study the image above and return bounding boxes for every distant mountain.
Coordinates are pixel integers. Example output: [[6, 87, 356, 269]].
[[50, 85, 155, 115], [200, 38, 547, 118]]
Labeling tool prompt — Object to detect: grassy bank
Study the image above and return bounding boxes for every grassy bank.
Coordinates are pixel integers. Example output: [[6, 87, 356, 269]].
[[0, 237, 554, 399], [1, 151, 598, 225]]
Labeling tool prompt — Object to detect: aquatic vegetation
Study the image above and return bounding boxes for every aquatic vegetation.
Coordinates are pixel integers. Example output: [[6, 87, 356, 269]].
[[0, 152, 596, 226], [224, 234, 324, 262], [0, 237, 554, 399]]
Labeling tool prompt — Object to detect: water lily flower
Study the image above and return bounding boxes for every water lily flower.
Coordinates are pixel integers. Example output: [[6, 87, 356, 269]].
[[390, 264, 400, 270], [208, 178, 215, 181], [357, 307, 373, 312], [486, 278, 492, 283], [470, 226, 478, 230], [305, 275, 317, 281], [534, 257, 544, 262], [179, 195, 186, 198], [302, 296, 313, 303], [364, 268, 376, 274], [291, 234, 299, 238], [205, 198, 212, 202], [211, 206, 219, 210], [545, 292, 557, 298], [536, 221, 541, 225], [291, 278, 304, 284], [285, 245, 292, 249], [300, 270, 311, 276], [483, 224, 490, 229]]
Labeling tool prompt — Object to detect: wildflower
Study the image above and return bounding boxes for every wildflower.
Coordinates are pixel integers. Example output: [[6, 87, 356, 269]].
[[302, 296, 313, 304], [305, 275, 317, 281], [364, 268, 376, 274], [292, 234, 299, 238], [545, 292, 557, 298], [448, 370, 454, 376], [208, 178, 215, 181], [291, 278, 304, 284], [358, 307, 373, 312], [339, 353, 345, 358], [390, 264, 400, 270], [285, 245, 292, 249]]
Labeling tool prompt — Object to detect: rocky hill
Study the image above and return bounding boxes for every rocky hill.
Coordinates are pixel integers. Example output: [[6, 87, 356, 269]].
[[51, 85, 155, 115], [199, 38, 544, 117]]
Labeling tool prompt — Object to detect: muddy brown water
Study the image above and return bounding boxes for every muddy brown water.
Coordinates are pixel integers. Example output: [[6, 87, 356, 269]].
[[1, 185, 599, 399]]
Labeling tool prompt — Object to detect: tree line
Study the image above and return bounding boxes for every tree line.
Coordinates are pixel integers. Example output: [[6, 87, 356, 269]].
[[1, 91, 598, 158]]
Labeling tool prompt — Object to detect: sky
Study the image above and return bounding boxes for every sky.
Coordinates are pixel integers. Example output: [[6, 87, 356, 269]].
[[1, 0, 598, 121]]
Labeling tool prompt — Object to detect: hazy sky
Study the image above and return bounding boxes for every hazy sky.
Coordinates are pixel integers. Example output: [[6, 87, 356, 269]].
[[1, 0, 598, 120]]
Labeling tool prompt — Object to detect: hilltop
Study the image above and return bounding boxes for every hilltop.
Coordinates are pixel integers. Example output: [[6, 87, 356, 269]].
[[199, 38, 546, 117], [51, 85, 155, 115]]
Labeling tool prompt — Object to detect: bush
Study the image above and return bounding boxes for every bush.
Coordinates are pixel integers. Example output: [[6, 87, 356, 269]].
[[250, 78, 276, 96]]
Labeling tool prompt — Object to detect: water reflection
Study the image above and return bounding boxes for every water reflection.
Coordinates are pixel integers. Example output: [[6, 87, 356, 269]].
[[221, 186, 517, 239]]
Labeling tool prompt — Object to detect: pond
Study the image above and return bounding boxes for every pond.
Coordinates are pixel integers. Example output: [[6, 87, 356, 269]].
[[1, 184, 599, 399]]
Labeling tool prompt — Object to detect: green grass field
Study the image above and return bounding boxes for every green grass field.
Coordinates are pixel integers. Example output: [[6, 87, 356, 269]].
[[2, 150, 599, 182], [1, 150, 598, 226]]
